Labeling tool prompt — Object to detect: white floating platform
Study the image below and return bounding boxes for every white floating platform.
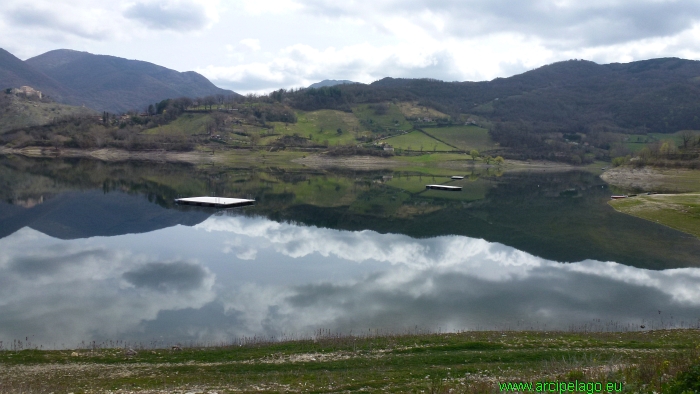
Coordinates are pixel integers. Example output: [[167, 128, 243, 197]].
[[426, 184, 462, 191], [174, 196, 255, 208], [451, 176, 464, 180]]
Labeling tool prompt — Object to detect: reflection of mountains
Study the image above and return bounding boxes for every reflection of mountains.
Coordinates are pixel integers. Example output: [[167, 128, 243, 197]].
[[2, 156, 699, 269], [0, 190, 212, 240], [248, 172, 700, 270]]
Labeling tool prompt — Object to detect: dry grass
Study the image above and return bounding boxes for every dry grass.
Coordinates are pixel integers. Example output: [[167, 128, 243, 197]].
[[2, 330, 700, 393], [396, 102, 449, 119]]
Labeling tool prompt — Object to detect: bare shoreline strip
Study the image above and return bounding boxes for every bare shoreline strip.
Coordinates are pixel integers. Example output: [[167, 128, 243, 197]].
[[0, 146, 220, 164], [601, 166, 700, 192], [2, 145, 598, 172]]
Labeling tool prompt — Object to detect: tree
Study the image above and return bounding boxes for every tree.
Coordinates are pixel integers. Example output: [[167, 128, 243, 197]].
[[494, 156, 505, 165], [680, 130, 694, 150], [203, 96, 217, 111], [470, 149, 480, 161], [249, 133, 260, 146]]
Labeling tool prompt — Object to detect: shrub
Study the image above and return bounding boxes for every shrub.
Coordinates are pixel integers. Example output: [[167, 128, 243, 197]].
[[664, 362, 700, 394], [611, 155, 630, 167]]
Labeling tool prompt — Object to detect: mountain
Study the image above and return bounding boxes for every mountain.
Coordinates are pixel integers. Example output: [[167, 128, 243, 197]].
[[291, 58, 700, 134], [0, 48, 70, 101], [308, 79, 358, 89], [372, 58, 700, 132], [0, 190, 212, 240], [0, 48, 239, 113], [24, 49, 239, 113]]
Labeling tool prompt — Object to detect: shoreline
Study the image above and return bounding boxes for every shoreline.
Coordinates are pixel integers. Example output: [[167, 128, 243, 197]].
[[0, 146, 222, 164], [601, 166, 700, 193], [1, 145, 601, 173]]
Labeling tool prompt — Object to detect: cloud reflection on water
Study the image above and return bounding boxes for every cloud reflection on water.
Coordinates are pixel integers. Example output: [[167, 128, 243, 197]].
[[1, 214, 699, 348], [199, 215, 700, 335]]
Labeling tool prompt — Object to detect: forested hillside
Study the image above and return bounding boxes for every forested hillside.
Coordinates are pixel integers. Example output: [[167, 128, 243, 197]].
[[277, 58, 700, 162], [287, 58, 700, 134], [3, 53, 700, 165]]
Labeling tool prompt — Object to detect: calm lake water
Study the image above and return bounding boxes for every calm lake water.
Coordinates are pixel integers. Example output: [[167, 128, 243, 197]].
[[1, 156, 699, 349]]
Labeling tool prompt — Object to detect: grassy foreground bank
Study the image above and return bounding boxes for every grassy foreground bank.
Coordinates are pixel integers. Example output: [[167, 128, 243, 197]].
[[609, 193, 700, 239], [2, 330, 700, 393]]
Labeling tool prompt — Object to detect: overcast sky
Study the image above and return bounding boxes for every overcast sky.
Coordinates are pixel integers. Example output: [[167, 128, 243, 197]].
[[2, 0, 700, 94]]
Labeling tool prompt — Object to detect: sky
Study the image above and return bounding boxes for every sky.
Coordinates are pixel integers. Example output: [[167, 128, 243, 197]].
[[2, 0, 700, 94]]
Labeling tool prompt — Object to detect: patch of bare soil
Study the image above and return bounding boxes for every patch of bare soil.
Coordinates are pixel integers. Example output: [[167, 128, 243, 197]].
[[602, 167, 664, 190], [293, 154, 402, 169], [601, 166, 699, 192]]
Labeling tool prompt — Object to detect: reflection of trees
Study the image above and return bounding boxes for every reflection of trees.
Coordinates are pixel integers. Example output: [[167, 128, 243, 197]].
[[4, 157, 700, 270]]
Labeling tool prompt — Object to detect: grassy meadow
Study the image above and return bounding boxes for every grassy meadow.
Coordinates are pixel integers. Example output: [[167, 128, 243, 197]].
[[2, 330, 699, 393], [422, 125, 496, 152], [623, 130, 700, 153], [383, 130, 455, 152], [352, 103, 413, 133], [609, 193, 700, 238], [269, 110, 367, 146]]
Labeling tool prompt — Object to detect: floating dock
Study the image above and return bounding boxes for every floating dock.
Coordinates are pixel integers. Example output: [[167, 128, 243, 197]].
[[174, 196, 255, 208], [451, 176, 464, 180], [426, 185, 462, 191]]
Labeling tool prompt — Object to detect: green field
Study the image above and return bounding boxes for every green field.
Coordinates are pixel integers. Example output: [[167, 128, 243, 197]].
[[269, 110, 365, 145], [2, 330, 699, 393], [383, 130, 455, 152], [609, 192, 700, 238], [352, 103, 413, 134], [623, 130, 700, 153], [649, 130, 700, 147], [144, 113, 212, 135], [421, 125, 495, 151]]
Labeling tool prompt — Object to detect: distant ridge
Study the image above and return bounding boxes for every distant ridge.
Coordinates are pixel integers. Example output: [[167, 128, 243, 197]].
[[308, 79, 359, 89], [0, 48, 240, 113], [25, 49, 239, 112]]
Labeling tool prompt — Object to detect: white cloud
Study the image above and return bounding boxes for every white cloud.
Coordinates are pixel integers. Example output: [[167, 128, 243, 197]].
[[3, 0, 700, 98], [0, 228, 216, 346], [239, 38, 261, 51], [197, 215, 700, 306], [238, 0, 303, 15], [3, 215, 700, 345], [123, 0, 219, 31]]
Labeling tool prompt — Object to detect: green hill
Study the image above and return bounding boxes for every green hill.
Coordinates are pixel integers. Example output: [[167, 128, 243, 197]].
[[0, 92, 95, 134]]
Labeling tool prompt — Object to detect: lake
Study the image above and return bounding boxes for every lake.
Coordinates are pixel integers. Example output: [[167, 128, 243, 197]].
[[1, 156, 699, 349]]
